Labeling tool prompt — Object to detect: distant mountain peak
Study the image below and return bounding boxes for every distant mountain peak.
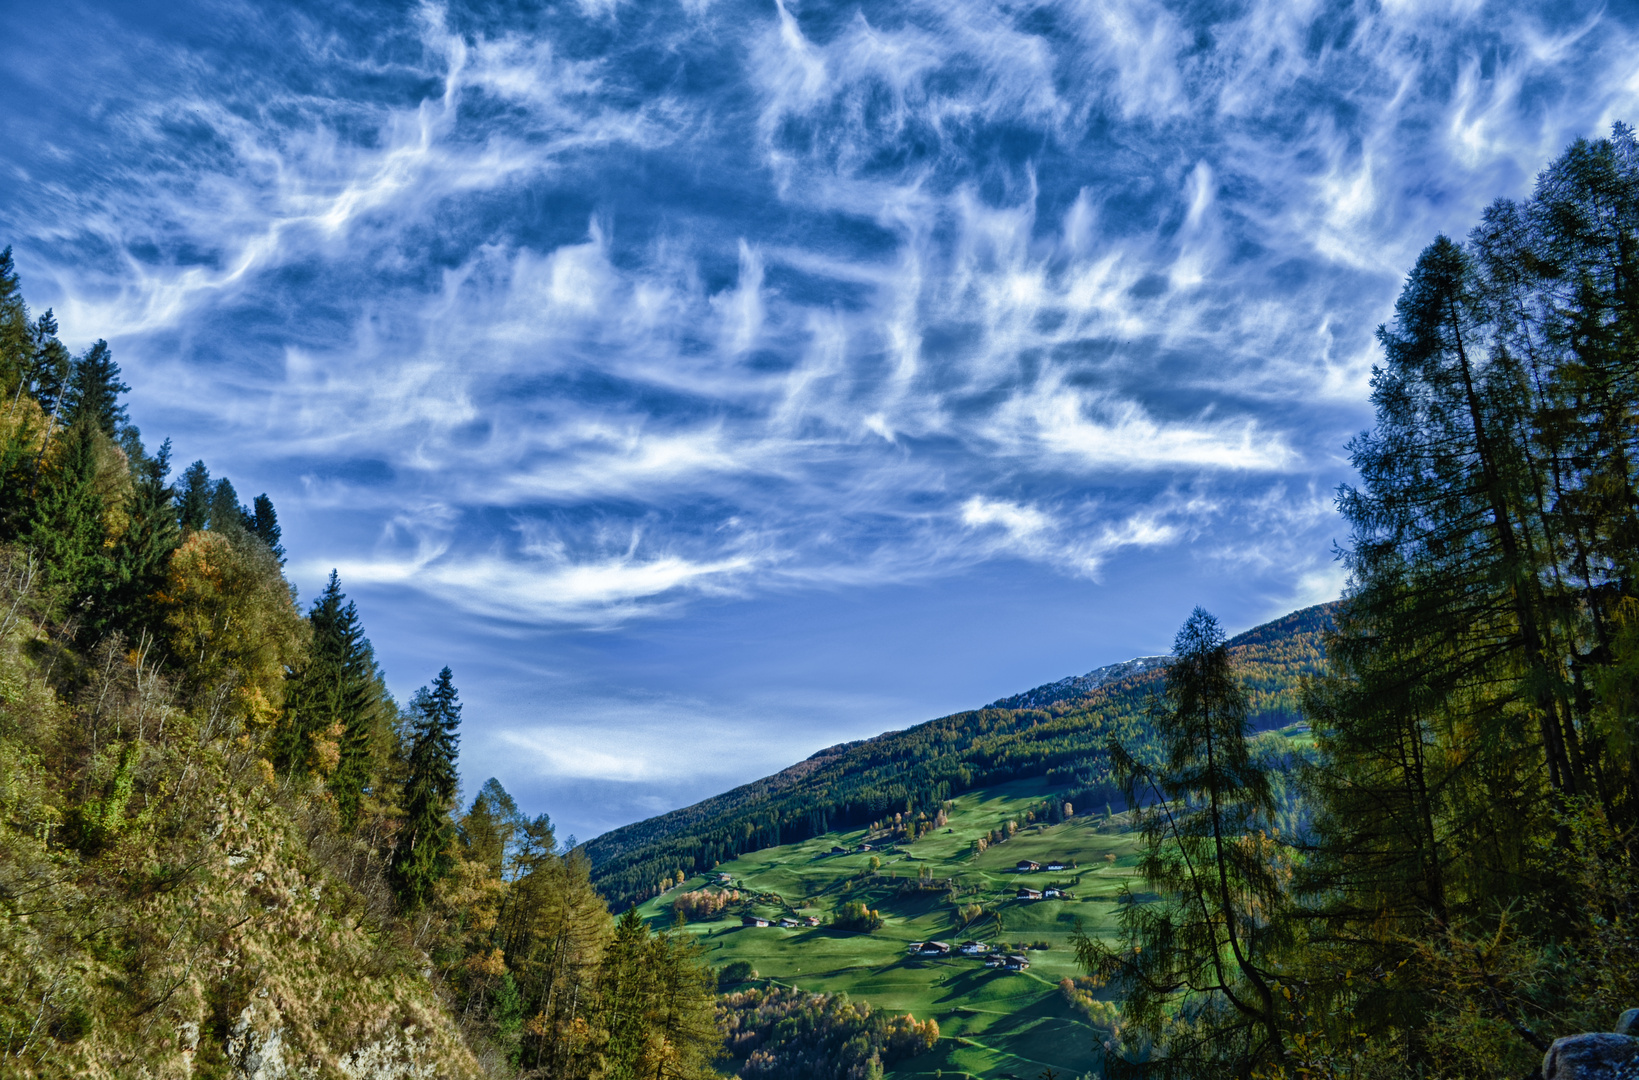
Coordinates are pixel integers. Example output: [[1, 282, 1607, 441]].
[[986, 655, 1171, 711]]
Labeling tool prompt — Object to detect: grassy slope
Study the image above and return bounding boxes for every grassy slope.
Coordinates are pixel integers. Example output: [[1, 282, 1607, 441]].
[[0, 605, 484, 1077], [641, 776, 1147, 1080]]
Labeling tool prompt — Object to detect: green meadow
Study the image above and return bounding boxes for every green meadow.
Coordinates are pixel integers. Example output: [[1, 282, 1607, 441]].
[[637, 777, 1145, 1079]]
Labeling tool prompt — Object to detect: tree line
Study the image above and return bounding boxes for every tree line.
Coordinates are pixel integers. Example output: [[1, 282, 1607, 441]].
[[1077, 125, 1639, 1080]]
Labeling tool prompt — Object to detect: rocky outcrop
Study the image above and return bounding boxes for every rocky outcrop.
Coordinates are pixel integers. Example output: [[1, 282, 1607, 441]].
[[1541, 1013, 1639, 1080]]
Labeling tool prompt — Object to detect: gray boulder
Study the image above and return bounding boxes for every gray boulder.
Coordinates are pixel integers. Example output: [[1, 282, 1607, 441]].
[[1617, 1010, 1639, 1038], [1542, 1033, 1639, 1080]]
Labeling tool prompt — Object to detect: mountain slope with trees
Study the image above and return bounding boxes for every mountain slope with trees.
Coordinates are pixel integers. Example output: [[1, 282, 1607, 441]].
[[0, 250, 723, 1078], [586, 603, 1331, 908]]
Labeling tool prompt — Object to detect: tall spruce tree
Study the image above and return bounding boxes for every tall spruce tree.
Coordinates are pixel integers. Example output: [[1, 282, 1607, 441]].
[[176, 460, 212, 533], [274, 571, 382, 827], [0, 247, 30, 392], [207, 477, 241, 534], [25, 309, 71, 417], [91, 437, 180, 642], [645, 923, 722, 1080], [391, 666, 462, 907], [599, 907, 656, 1080], [61, 340, 129, 438], [243, 493, 284, 562], [26, 422, 110, 615]]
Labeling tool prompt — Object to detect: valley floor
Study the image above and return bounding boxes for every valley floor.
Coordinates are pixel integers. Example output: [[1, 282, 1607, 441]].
[[638, 777, 1144, 1079]]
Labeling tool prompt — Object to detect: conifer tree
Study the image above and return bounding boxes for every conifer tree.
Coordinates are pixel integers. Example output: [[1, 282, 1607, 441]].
[[391, 667, 463, 907], [1078, 608, 1286, 1079], [208, 477, 241, 533], [645, 924, 722, 1080], [599, 907, 656, 1080], [244, 493, 284, 562], [61, 340, 129, 438], [1285, 124, 1639, 1075], [24, 309, 71, 417], [461, 778, 522, 879], [176, 460, 212, 533], [0, 247, 31, 391], [275, 571, 382, 827], [92, 437, 180, 641], [26, 421, 110, 614]]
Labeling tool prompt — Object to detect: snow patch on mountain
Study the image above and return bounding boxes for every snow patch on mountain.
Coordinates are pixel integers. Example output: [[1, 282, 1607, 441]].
[[987, 655, 1171, 711]]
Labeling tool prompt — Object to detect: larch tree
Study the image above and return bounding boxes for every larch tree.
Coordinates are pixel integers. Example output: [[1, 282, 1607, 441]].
[[461, 777, 523, 880], [1286, 124, 1639, 1077], [1077, 608, 1287, 1080]]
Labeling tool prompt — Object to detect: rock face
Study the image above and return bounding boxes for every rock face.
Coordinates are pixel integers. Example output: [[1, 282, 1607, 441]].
[[1541, 1033, 1639, 1080], [228, 1002, 289, 1080]]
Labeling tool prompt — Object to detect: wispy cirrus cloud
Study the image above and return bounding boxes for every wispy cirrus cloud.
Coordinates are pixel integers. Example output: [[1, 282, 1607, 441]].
[[6, 0, 1639, 834]]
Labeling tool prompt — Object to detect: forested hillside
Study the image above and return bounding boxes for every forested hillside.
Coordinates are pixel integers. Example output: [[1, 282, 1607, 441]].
[[1078, 126, 1639, 1080], [0, 252, 722, 1078], [586, 604, 1331, 908]]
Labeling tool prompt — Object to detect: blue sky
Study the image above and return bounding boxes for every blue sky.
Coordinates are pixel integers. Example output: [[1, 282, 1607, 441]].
[[2, 0, 1635, 841]]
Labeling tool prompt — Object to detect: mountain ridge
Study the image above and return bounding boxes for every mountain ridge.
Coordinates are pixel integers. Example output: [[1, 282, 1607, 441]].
[[585, 602, 1334, 908], [987, 654, 1171, 711]]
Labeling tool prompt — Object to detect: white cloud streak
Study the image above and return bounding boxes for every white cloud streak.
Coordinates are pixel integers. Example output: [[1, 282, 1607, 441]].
[[6, 0, 1638, 628]]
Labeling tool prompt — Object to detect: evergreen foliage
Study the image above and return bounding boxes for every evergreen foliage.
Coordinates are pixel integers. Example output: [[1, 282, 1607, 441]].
[[92, 438, 179, 642], [60, 340, 128, 437], [244, 492, 284, 561], [25, 421, 110, 615], [274, 570, 386, 828], [0, 246, 31, 388], [25, 309, 71, 418], [392, 666, 463, 907], [175, 459, 211, 533]]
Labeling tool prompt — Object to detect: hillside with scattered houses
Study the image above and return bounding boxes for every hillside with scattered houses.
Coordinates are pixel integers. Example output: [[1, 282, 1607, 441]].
[[586, 604, 1331, 907]]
